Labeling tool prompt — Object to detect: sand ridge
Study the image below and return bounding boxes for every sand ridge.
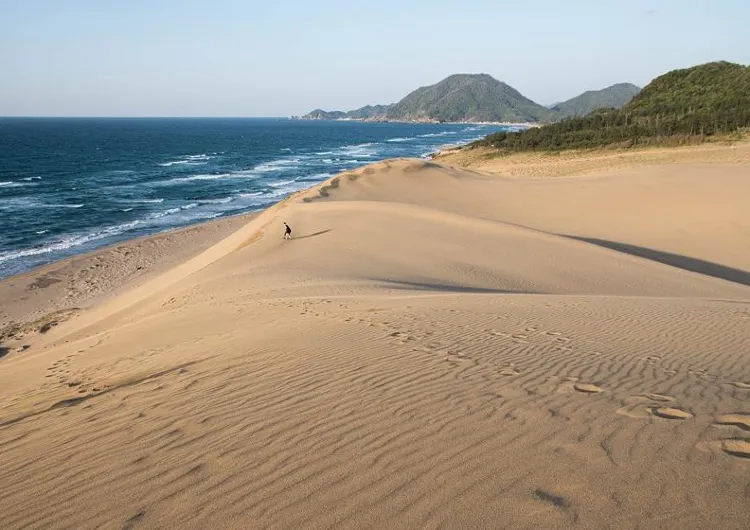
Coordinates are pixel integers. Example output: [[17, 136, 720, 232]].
[[1, 152, 750, 529]]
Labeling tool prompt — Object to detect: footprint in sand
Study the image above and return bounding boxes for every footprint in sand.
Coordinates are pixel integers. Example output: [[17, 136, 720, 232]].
[[616, 394, 678, 419], [499, 368, 520, 376], [730, 381, 750, 389], [714, 413, 750, 431], [574, 383, 603, 394], [642, 393, 675, 402], [721, 439, 750, 459], [650, 407, 693, 420]]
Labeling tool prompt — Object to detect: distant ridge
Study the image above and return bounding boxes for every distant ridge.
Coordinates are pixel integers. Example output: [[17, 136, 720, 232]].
[[550, 83, 641, 119], [295, 74, 639, 124], [473, 61, 750, 151]]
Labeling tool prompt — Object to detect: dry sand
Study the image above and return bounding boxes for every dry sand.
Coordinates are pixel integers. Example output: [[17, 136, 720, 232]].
[[1, 145, 749, 529]]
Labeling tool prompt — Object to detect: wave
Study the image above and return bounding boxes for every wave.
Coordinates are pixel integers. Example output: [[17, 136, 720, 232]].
[[121, 207, 134, 212], [266, 181, 310, 198], [336, 144, 377, 157], [21, 176, 42, 181], [169, 173, 233, 183], [147, 207, 181, 219], [269, 178, 298, 188], [252, 158, 301, 173], [386, 137, 414, 143], [198, 197, 233, 204], [0, 220, 141, 265], [0, 181, 34, 188], [130, 198, 165, 204], [418, 131, 453, 138], [42, 203, 85, 209], [158, 153, 216, 167]]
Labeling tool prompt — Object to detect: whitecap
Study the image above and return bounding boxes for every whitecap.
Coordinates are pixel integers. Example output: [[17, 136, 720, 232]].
[[169, 173, 233, 183], [269, 179, 297, 188], [130, 198, 164, 204], [252, 158, 301, 173], [158, 153, 215, 167], [121, 207, 134, 212], [386, 137, 413, 143], [0, 181, 32, 188], [147, 207, 181, 219], [418, 131, 452, 138], [198, 197, 233, 204]]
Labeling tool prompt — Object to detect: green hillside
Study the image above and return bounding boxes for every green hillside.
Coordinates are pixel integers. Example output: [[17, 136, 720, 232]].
[[550, 83, 641, 119], [385, 74, 554, 123], [473, 61, 750, 152]]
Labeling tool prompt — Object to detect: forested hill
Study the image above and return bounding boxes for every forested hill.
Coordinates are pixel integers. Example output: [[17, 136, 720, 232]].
[[383, 74, 554, 123], [550, 83, 641, 119], [473, 62, 750, 151]]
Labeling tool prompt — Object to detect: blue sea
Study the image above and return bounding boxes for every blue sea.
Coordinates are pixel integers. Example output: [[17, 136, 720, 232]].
[[0, 118, 515, 279]]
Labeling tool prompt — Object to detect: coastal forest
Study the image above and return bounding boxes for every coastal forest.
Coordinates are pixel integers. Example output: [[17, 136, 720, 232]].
[[473, 61, 750, 151]]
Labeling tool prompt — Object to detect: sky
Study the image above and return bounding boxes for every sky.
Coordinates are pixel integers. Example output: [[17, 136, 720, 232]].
[[2, 0, 749, 117]]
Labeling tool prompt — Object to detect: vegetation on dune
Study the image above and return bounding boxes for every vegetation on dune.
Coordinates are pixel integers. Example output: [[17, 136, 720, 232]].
[[473, 62, 750, 152]]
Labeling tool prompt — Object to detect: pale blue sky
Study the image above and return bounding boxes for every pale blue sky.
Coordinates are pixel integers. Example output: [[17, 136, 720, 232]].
[[2, 0, 748, 117]]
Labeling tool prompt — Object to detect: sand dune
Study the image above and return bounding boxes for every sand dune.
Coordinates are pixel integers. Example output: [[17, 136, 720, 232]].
[[1, 153, 749, 529]]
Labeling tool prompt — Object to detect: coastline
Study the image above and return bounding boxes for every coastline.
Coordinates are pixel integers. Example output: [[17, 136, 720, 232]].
[[4, 138, 750, 336], [0, 212, 255, 333], [0, 128, 498, 325], [292, 116, 540, 127]]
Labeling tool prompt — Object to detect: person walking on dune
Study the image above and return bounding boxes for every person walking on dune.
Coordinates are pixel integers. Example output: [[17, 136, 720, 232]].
[[283, 222, 292, 240]]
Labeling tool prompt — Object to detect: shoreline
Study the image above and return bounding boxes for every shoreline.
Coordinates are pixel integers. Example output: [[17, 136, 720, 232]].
[[3, 138, 749, 340], [0, 212, 256, 332], [291, 116, 539, 127]]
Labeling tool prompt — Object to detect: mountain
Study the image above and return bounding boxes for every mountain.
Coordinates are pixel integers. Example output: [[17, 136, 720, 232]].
[[473, 61, 750, 151], [384, 74, 554, 123], [550, 83, 641, 119], [296, 74, 554, 123], [299, 105, 392, 121]]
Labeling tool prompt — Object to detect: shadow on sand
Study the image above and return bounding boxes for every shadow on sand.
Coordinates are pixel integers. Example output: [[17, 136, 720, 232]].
[[292, 229, 333, 240], [563, 235, 750, 288], [372, 279, 531, 295]]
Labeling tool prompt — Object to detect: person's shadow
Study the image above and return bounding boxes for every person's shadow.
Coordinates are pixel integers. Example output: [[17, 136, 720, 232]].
[[292, 229, 333, 240]]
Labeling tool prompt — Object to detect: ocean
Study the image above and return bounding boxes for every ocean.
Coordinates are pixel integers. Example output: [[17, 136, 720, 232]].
[[0, 118, 515, 279]]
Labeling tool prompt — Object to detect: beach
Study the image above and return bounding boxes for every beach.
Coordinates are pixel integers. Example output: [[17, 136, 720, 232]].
[[1, 143, 750, 529]]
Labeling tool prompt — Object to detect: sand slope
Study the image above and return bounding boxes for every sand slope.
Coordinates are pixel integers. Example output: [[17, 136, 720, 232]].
[[1, 156, 749, 529]]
